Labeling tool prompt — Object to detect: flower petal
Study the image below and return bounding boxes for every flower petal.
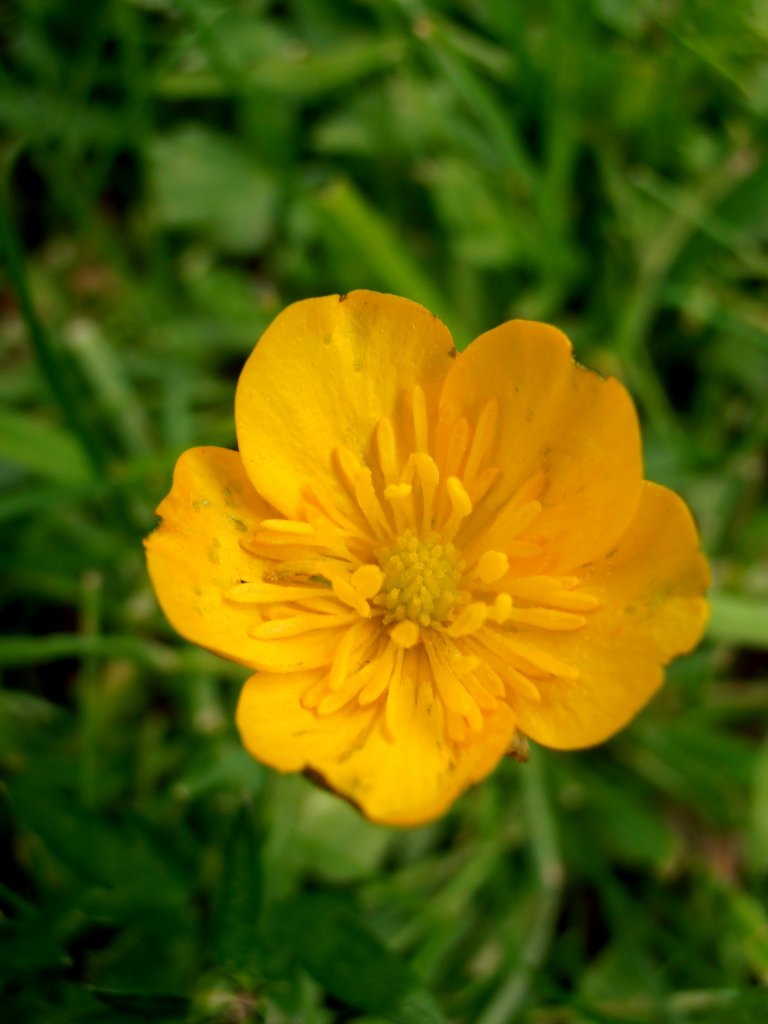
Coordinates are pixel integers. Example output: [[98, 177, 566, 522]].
[[236, 671, 378, 768], [237, 666, 518, 826], [440, 320, 643, 568], [145, 446, 275, 668], [507, 482, 709, 749], [235, 291, 456, 518]]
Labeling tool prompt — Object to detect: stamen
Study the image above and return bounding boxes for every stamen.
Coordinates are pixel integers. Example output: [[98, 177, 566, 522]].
[[474, 550, 509, 583], [504, 606, 587, 631], [376, 417, 399, 485], [442, 417, 470, 479], [263, 558, 345, 581], [225, 581, 328, 604], [248, 611, 357, 639], [358, 643, 396, 705], [440, 642, 498, 710], [507, 576, 602, 611], [301, 674, 332, 710], [383, 483, 413, 532], [334, 448, 389, 536], [411, 385, 429, 452], [249, 532, 330, 552], [424, 640, 483, 732], [443, 601, 487, 638], [502, 664, 543, 704], [492, 593, 512, 622], [515, 471, 547, 505], [480, 628, 580, 680], [257, 519, 315, 536], [443, 476, 473, 538], [351, 564, 384, 598], [384, 647, 409, 739], [316, 658, 378, 715], [460, 671, 499, 711], [390, 620, 420, 648], [463, 398, 498, 488], [353, 466, 391, 536], [327, 621, 376, 691], [463, 497, 542, 559], [473, 655, 542, 704], [411, 452, 440, 534], [374, 530, 463, 627], [316, 686, 359, 716], [303, 481, 373, 544], [332, 575, 372, 617], [467, 466, 500, 503]]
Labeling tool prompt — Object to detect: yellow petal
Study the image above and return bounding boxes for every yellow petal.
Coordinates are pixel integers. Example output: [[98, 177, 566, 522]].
[[506, 482, 709, 749], [235, 291, 455, 519], [145, 446, 277, 668], [237, 671, 378, 770], [236, 661, 518, 826], [440, 320, 643, 568]]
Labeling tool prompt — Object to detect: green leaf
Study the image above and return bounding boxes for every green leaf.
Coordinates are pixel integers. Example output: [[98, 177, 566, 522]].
[[157, 33, 405, 101], [708, 593, 768, 649], [7, 782, 188, 907], [423, 157, 521, 268], [149, 126, 278, 254], [274, 893, 445, 1024], [0, 918, 70, 980], [286, 788, 392, 884], [315, 178, 460, 336], [0, 410, 91, 484], [215, 805, 264, 971], [669, 989, 768, 1023], [92, 988, 189, 1019]]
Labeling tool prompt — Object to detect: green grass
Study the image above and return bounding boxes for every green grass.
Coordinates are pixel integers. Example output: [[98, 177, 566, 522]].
[[2, 0, 768, 1021]]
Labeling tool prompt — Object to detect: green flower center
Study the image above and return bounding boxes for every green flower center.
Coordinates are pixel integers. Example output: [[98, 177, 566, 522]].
[[374, 529, 464, 628]]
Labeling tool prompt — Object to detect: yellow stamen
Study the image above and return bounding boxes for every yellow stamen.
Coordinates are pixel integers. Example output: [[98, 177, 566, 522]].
[[249, 611, 356, 639], [257, 519, 315, 535], [376, 417, 399, 485], [463, 397, 498, 487], [383, 482, 413, 532], [390, 620, 420, 648], [505, 606, 587, 631], [351, 564, 384, 598], [424, 640, 483, 731], [225, 581, 327, 604], [443, 476, 473, 538], [492, 593, 513, 622], [384, 647, 409, 739], [411, 452, 440, 534], [374, 529, 464, 627], [442, 417, 470, 479], [354, 466, 391, 536], [443, 601, 487, 638], [480, 628, 580, 680], [411, 385, 429, 452], [358, 643, 396, 705], [327, 621, 375, 691], [475, 550, 509, 583], [507, 575, 602, 611], [332, 575, 372, 617]]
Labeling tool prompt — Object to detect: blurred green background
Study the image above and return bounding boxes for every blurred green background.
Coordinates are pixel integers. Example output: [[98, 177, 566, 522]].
[[2, 1, 768, 1021]]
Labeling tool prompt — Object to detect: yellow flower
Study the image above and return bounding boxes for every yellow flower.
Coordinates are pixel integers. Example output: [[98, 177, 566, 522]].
[[145, 291, 709, 826]]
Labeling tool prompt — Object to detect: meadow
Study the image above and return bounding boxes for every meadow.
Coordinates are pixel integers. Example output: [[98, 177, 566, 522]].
[[2, 1, 768, 1021]]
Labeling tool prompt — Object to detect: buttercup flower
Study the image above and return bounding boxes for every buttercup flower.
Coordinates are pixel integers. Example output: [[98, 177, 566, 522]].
[[146, 291, 709, 826]]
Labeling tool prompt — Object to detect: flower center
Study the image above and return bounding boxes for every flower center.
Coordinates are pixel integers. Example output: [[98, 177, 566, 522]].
[[374, 529, 464, 628]]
